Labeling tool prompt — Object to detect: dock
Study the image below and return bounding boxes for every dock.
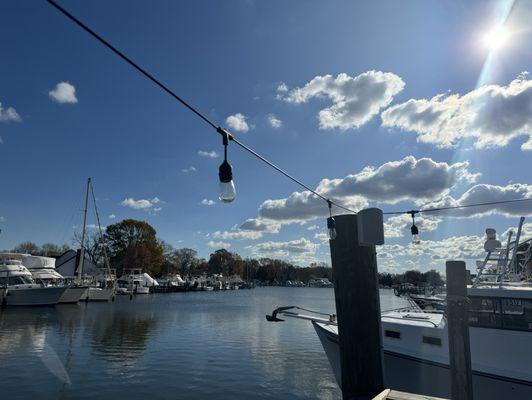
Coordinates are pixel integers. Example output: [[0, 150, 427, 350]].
[[373, 389, 447, 400]]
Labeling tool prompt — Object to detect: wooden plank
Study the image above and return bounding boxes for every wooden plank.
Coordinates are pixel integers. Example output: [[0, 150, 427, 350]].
[[329, 214, 384, 399]]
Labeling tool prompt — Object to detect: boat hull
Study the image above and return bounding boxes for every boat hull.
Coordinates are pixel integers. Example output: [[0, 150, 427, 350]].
[[59, 286, 89, 304], [313, 322, 532, 399], [86, 287, 115, 301], [4, 286, 67, 306]]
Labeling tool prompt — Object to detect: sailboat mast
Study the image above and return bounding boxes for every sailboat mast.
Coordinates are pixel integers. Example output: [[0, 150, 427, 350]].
[[77, 177, 91, 282]]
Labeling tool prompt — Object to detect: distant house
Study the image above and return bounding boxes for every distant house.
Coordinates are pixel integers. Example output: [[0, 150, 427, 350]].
[[55, 249, 102, 277]]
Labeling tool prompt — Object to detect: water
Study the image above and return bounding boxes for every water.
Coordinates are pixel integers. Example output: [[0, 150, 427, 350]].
[[0, 288, 406, 400]]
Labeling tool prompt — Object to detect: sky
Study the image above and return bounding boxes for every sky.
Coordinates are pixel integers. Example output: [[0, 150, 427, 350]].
[[1, 0, 531, 273]]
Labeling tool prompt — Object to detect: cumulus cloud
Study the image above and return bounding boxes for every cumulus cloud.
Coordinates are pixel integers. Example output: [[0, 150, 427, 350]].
[[212, 230, 263, 241], [226, 113, 250, 132], [278, 71, 405, 130], [108, 214, 116, 219], [267, 114, 282, 128], [208, 240, 231, 249], [0, 102, 21, 122], [317, 156, 479, 204], [246, 237, 318, 259], [384, 214, 442, 238], [200, 198, 215, 206], [239, 218, 281, 233], [49, 82, 78, 104], [422, 184, 532, 218], [181, 166, 197, 173], [258, 156, 477, 224], [121, 197, 161, 213], [198, 150, 219, 158], [381, 73, 532, 150]]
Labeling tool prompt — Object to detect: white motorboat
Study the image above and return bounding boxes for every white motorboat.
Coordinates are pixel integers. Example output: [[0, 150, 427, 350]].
[[117, 269, 156, 294], [86, 286, 115, 301], [268, 217, 532, 399], [0, 260, 67, 306], [22, 254, 88, 304]]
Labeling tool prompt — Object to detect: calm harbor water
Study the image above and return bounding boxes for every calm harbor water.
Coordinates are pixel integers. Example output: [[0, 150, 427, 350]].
[[0, 288, 406, 400]]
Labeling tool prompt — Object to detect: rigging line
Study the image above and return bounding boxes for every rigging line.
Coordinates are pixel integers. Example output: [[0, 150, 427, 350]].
[[88, 179, 112, 274], [382, 197, 532, 216], [46, 0, 358, 215]]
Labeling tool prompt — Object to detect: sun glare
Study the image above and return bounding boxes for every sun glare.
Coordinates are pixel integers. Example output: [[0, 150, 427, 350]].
[[482, 26, 510, 51]]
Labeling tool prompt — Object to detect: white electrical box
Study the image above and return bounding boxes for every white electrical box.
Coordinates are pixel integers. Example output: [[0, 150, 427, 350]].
[[357, 208, 384, 246]]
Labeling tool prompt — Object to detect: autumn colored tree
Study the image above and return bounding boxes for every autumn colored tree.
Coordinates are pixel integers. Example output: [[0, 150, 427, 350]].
[[104, 219, 164, 277]]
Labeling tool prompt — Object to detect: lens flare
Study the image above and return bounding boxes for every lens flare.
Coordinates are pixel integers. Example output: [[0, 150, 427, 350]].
[[482, 26, 510, 51]]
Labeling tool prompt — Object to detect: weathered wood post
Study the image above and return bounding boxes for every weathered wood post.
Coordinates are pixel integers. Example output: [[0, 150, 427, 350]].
[[446, 261, 473, 400], [329, 209, 385, 400]]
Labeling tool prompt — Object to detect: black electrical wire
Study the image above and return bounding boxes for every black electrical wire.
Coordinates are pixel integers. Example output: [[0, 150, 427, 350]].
[[382, 197, 532, 216], [45, 0, 530, 220], [46, 0, 357, 215]]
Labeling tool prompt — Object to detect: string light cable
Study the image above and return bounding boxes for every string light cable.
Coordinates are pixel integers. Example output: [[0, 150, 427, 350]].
[[46, 0, 356, 216], [46, 0, 531, 233]]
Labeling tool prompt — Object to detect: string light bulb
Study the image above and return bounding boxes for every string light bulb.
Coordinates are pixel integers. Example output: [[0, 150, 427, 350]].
[[327, 200, 337, 240], [410, 210, 420, 244], [218, 128, 236, 203]]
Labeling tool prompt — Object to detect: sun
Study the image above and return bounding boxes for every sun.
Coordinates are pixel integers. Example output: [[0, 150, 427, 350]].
[[482, 26, 510, 51]]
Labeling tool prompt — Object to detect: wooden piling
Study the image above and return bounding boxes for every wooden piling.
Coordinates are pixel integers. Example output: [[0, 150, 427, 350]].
[[445, 261, 473, 400], [329, 213, 384, 399]]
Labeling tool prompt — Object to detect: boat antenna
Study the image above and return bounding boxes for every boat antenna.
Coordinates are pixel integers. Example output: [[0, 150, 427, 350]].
[[76, 177, 91, 283]]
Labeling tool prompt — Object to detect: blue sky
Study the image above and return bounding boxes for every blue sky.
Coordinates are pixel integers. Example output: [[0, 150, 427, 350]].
[[1, 0, 531, 272]]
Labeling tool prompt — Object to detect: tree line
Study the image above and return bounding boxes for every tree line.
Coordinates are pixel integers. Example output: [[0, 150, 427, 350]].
[[4, 218, 443, 286]]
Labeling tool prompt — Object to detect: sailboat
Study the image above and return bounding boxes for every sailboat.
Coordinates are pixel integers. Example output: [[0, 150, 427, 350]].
[[77, 178, 116, 302]]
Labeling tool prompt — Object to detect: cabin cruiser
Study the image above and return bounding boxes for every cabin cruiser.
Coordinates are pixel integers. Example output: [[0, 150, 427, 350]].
[[0, 259, 67, 306], [20, 254, 89, 304], [308, 277, 334, 288], [267, 217, 532, 399], [117, 269, 157, 294]]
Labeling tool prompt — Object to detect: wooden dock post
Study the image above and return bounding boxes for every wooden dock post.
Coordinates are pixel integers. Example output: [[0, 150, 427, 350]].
[[329, 211, 384, 400], [445, 261, 473, 400]]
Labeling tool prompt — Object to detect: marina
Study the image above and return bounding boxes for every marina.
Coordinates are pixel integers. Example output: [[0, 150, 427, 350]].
[[1, 1, 531, 399]]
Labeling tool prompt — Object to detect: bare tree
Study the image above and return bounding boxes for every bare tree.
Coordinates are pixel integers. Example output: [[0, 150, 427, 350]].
[[72, 231, 106, 265]]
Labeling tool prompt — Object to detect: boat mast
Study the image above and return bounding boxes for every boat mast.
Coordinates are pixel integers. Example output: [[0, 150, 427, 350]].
[[89, 179, 113, 285], [76, 177, 91, 282]]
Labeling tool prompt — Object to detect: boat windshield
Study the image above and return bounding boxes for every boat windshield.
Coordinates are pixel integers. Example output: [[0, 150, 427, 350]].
[[0, 275, 35, 285]]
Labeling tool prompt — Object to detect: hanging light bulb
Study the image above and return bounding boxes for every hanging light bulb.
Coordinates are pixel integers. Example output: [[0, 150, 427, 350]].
[[218, 127, 236, 203], [410, 210, 420, 244], [327, 200, 337, 240]]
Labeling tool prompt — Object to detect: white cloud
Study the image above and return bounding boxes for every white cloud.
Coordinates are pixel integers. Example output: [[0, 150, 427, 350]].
[[239, 218, 281, 233], [384, 214, 441, 238], [276, 82, 288, 93], [198, 150, 219, 158], [108, 214, 116, 219], [278, 71, 405, 130], [208, 240, 231, 249], [212, 230, 263, 240], [317, 156, 479, 204], [313, 232, 329, 244], [258, 156, 477, 224], [502, 222, 532, 241], [226, 113, 250, 132], [267, 114, 282, 128], [422, 184, 532, 218], [181, 166, 197, 173], [381, 73, 532, 150], [121, 197, 161, 212], [0, 102, 21, 122], [307, 224, 320, 231], [48, 82, 78, 104], [246, 237, 318, 259], [200, 198, 215, 206]]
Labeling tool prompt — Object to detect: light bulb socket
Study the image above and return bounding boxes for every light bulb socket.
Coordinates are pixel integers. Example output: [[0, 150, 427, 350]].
[[411, 224, 419, 236], [219, 160, 233, 183], [327, 217, 336, 230]]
